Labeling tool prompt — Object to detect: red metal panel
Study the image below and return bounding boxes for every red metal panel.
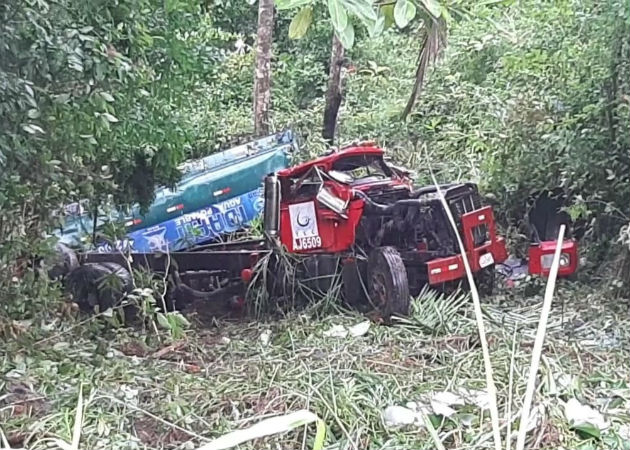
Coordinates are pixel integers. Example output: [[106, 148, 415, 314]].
[[493, 236, 508, 262], [277, 146, 384, 179], [427, 206, 508, 285], [279, 199, 364, 253], [427, 255, 465, 284], [426, 239, 507, 285], [528, 239, 578, 277], [461, 206, 496, 251]]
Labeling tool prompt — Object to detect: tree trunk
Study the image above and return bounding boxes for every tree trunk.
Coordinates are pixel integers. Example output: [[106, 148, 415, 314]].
[[253, 0, 274, 136], [322, 34, 345, 145]]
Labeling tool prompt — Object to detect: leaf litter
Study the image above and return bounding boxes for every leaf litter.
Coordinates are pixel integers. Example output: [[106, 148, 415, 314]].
[[0, 281, 629, 449]]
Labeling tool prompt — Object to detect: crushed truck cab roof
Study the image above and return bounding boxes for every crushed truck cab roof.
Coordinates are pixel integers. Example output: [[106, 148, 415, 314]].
[[277, 143, 383, 178]]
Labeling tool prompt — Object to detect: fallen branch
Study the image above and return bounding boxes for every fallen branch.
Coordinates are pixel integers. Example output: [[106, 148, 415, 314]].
[[151, 341, 187, 359]]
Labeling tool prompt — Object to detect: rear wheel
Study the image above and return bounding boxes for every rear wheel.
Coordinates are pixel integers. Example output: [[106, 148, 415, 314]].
[[48, 243, 79, 280], [65, 263, 132, 312], [368, 247, 410, 319]]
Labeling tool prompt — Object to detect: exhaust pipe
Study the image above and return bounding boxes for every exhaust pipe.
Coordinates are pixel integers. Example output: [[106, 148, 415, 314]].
[[263, 174, 280, 238]]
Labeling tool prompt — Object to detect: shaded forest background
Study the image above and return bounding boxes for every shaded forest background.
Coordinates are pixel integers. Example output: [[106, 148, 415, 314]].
[[1, 0, 629, 305]]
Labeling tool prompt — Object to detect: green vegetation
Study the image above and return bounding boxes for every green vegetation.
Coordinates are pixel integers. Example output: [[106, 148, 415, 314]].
[[2, 284, 630, 449], [1, 0, 629, 448]]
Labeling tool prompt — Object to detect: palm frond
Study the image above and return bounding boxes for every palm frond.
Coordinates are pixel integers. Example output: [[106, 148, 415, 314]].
[[396, 285, 470, 334], [402, 18, 447, 120]]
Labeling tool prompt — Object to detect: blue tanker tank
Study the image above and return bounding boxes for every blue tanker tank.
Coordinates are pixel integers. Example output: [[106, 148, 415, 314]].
[[57, 130, 297, 252]]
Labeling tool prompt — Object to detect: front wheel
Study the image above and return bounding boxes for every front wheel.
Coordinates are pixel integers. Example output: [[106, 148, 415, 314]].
[[368, 247, 410, 319]]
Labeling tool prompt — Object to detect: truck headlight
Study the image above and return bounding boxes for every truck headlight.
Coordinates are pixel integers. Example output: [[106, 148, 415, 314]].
[[541, 253, 571, 269]]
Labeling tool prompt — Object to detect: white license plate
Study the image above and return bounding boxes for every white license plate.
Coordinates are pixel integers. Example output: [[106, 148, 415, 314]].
[[479, 253, 494, 268]]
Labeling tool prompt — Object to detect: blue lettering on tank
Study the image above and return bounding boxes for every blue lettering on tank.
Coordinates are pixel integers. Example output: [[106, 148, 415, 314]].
[[98, 188, 264, 253]]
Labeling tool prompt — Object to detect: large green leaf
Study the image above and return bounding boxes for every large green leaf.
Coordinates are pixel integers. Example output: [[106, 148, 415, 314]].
[[336, 21, 355, 48], [288, 6, 313, 39], [419, 0, 441, 18], [381, 4, 395, 29], [275, 0, 312, 10], [394, 0, 416, 28], [100, 92, 115, 103], [195, 410, 326, 450], [102, 113, 119, 123], [368, 8, 385, 37], [328, 0, 348, 32], [572, 423, 601, 439], [341, 0, 377, 22]]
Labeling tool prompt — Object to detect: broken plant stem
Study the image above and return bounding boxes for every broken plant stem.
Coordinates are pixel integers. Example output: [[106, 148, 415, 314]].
[[97, 395, 210, 442], [428, 160, 502, 450], [505, 325, 518, 450], [71, 384, 84, 450], [421, 410, 447, 450], [159, 250, 172, 313], [0, 426, 9, 449], [514, 225, 566, 450]]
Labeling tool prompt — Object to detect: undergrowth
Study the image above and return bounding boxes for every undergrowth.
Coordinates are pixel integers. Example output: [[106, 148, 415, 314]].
[[1, 280, 629, 450]]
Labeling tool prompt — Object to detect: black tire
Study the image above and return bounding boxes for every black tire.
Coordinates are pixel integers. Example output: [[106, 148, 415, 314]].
[[99, 262, 133, 309], [48, 243, 79, 280], [368, 247, 410, 318], [65, 262, 132, 312]]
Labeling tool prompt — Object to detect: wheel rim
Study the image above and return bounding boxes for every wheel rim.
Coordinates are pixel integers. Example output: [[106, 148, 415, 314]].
[[370, 270, 388, 309]]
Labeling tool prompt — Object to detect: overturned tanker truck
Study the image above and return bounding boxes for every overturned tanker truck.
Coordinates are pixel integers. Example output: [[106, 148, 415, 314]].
[[54, 135, 578, 318]]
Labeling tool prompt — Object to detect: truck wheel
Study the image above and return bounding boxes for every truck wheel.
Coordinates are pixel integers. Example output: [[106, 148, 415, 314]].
[[99, 263, 133, 309], [65, 263, 132, 312], [48, 243, 79, 280], [368, 247, 410, 318]]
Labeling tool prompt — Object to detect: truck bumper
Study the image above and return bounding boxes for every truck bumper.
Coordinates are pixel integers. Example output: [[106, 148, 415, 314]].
[[427, 206, 508, 285], [528, 239, 578, 277]]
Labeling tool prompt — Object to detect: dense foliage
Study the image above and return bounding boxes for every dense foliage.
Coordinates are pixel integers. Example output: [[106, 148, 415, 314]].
[[337, 0, 630, 260], [1, 0, 628, 302], [1, 3, 629, 448], [1, 0, 233, 274]]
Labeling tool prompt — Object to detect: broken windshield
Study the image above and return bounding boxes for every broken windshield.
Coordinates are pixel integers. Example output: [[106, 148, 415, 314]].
[[331, 155, 392, 184]]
